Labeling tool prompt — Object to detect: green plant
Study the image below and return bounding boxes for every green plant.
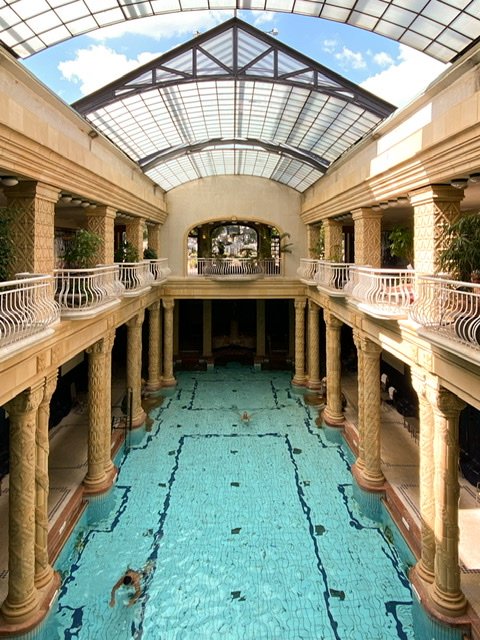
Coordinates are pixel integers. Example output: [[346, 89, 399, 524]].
[[310, 225, 325, 259], [143, 247, 158, 259], [0, 211, 14, 281], [278, 232, 293, 254], [387, 226, 414, 266], [63, 229, 102, 269], [115, 241, 139, 263], [438, 213, 480, 281]]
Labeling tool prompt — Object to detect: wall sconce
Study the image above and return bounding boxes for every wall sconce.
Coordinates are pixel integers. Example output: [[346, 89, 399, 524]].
[[71, 197, 82, 205], [397, 196, 409, 205], [0, 176, 19, 186], [469, 173, 480, 183], [379, 202, 389, 209], [371, 205, 381, 212], [450, 178, 468, 188], [60, 193, 73, 203], [80, 201, 90, 208], [388, 199, 397, 206]]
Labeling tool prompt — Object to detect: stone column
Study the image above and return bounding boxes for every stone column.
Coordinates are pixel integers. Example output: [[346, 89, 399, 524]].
[[427, 386, 466, 617], [352, 208, 383, 267], [86, 205, 116, 264], [358, 337, 384, 488], [147, 223, 161, 257], [103, 329, 116, 476], [146, 302, 162, 392], [34, 372, 58, 590], [203, 300, 212, 359], [2, 383, 44, 624], [323, 219, 343, 261], [84, 339, 109, 493], [323, 310, 344, 425], [125, 216, 145, 260], [352, 329, 365, 471], [292, 298, 307, 386], [126, 311, 147, 426], [409, 185, 464, 274], [411, 367, 436, 584], [256, 300, 266, 360], [5, 181, 60, 275], [162, 299, 176, 387], [306, 300, 321, 389]]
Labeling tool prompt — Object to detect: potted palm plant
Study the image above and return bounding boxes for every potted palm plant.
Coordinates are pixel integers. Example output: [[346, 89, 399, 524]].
[[0, 212, 14, 282], [438, 213, 480, 281], [387, 226, 414, 267], [59, 229, 103, 308]]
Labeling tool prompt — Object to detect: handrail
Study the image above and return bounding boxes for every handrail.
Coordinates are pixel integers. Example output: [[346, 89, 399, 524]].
[[195, 257, 281, 278], [0, 274, 59, 348], [116, 261, 154, 293], [55, 265, 123, 315], [148, 258, 171, 284], [297, 258, 320, 284], [347, 266, 415, 318], [316, 261, 354, 293], [410, 275, 480, 350]]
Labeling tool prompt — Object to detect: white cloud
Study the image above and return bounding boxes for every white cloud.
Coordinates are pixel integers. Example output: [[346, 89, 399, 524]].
[[335, 47, 366, 70], [361, 45, 446, 107], [88, 10, 230, 41], [58, 45, 158, 96], [249, 11, 275, 26], [322, 39, 338, 54], [372, 51, 394, 67]]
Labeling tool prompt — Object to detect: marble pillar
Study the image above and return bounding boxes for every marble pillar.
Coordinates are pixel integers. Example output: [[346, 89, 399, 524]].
[[352, 208, 383, 267], [2, 383, 44, 624], [125, 217, 145, 260], [84, 339, 108, 492], [126, 311, 147, 426], [306, 300, 321, 390], [34, 372, 58, 590], [86, 206, 116, 264], [323, 310, 344, 425], [103, 329, 116, 476], [352, 329, 365, 471], [292, 298, 307, 386], [162, 299, 176, 387], [146, 302, 162, 391], [427, 386, 466, 617]]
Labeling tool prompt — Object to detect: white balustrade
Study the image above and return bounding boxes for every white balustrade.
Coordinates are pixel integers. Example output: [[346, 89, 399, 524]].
[[195, 257, 282, 279], [55, 265, 124, 316], [348, 266, 415, 318], [316, 261, 353, 295], [0, 274, 59, 349], [411, 275, 480, 351], [297, 258, 320, 284], [148, 258, 171, 284], [117, 261, 154, 295]]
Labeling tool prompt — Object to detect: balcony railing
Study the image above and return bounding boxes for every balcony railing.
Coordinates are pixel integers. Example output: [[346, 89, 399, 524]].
[[297, 258, 320, 285], [347, 266, 415, 319], [410, 275, 480, 357], [55, 265, 124, 317], [0, 274, 59, 350], [194, 258, 280, 279], [316, 261, 354, 296], [148, 258, 171, 284], [117, 261, 154, 295]]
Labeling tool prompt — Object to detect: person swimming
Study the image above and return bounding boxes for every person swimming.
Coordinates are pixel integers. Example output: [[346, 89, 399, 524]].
[[241, 411, 251, 423], [109, 562, 154, 607]]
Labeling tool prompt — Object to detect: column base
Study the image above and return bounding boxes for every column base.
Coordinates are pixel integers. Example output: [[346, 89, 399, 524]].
[[351, 462, 385, 492], [83, 472, 111, 496], [34, 565, 55, 590], [431, 583, 468, 618], [161, 376, 177, 387], [0, 571, 60, 635], [131, 409, 147, 429], [415, 559, 435, 585], [292, 375, 307, 387], [323, 407, 345, 427], [145, 380, 162, 393], [306, 379, 323, 390]]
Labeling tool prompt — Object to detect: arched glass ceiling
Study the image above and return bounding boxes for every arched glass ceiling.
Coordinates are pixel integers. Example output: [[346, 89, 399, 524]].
[[0, 0, 479, 62], [73, 18, 394, 192]]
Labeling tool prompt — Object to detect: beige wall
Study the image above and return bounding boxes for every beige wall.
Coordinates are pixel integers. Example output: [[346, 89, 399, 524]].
[[164, 175, 305, 277]]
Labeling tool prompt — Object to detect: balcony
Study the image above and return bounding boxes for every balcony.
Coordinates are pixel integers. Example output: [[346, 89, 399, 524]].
[[117, 261, 154, 296], [410, 275, 480, 364], [194, 258, 280, 280], [347, 266, 415, 319], [297, 258, 320, 285], [315, 261, 353, 296], [148, 258, 171, 285], [55, 265, 124, 318], [0, 274, 59, 352]]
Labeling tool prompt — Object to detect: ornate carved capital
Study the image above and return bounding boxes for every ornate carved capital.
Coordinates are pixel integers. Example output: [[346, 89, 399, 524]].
[[427, 386, 466, 417], [324, 309, 342, 329], [149, 301, 161, 312], [162, 298, 175, 311], [127, 309, 145, 327], [294, 298, 306, 311], [6, 383, 44, 416]]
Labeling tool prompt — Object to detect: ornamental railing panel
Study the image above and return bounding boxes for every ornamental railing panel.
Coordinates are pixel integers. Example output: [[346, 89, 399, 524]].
[[55, 265, 124, 316], [117, 261, 154, 295], [195, 258, 280, 279], [347, 266, 415, 319], [149, 258, 171, 284], [316, 261, 354, 295], [297, 258, 320, 285], [0, 274, 59, 349]]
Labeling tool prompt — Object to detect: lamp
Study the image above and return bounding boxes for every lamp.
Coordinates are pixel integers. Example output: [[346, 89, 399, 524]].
[[379, 202, 389, 209], [450, 178, 468, 188], [60, 193, 73, 203], [469, 173, 480, 183], [71, 197, 82, 205], [371, 205, 381, 212], [397, 196, 409, 205], [80, 201, 90, 208], [1, 176, 19, 186], [388, 199, 397, 206]]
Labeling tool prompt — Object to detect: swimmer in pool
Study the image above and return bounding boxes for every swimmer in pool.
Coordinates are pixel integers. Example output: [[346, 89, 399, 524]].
[[109, 569, 142, 607], [241, 411, 251, 423]]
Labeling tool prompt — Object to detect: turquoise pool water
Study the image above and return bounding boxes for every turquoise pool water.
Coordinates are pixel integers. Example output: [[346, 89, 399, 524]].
[[41, 367, 417, 639]]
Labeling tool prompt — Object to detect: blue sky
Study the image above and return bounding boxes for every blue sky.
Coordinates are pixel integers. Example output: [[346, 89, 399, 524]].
[[23, 9, 446, 109]]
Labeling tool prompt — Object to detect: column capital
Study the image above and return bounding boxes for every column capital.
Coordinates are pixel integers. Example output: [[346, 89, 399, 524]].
[[85, 205, 117, 220], [323, 309, 342, 328], [408, 184, 465, 207], [351, 207, 383, 221], [86, 338, 106, 356], [5, 180, 60, 204], [127, 309, 145, 327], [162, 298, 175, 311], [294, 297, 306, 310], [149, 301, 161, 312], [356, 335, 381, 356], [6, 382, 44, 416], [427, 386, 466, 417], [43, 370, 59, 404]]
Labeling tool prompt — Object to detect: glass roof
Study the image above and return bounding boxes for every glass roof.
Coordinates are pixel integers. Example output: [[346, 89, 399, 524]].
[[73, 18, 394, 192], [0, 0, 479, 62]]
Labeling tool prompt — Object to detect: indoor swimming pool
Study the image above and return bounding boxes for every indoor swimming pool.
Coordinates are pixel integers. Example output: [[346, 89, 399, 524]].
[[39, 366, 419, 639]]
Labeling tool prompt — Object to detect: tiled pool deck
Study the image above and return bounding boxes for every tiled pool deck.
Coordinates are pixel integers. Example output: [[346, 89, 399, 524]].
[[0, 368, 479, 638]]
